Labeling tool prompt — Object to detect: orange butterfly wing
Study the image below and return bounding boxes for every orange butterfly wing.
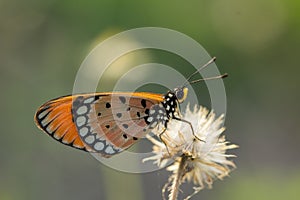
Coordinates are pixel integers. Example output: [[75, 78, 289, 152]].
[[34, 92, 164, 157]]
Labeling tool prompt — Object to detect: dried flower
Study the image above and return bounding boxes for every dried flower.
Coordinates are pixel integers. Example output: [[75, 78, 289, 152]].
[[143, 105, 238, 200]]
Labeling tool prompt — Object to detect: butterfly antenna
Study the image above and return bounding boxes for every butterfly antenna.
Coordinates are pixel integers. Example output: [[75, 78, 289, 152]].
[[182, 56, 217, 86], [185, 73, 228, 86]]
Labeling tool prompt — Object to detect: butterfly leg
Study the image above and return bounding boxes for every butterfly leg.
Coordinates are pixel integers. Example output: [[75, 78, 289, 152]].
[[173, 117, 205, 142], [158, 127, 171, 155]]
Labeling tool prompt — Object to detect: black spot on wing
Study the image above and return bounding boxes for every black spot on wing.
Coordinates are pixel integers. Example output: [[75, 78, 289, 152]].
[[122, 124, 129, 129], [119, 96, 126, 104], [106, 102, 111, 108], [145, 109, 149, 115], [94, 95, 102, 101], [141, 99, 147, 108]]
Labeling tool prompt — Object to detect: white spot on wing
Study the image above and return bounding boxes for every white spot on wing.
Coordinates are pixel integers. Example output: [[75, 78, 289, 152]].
[[38, 110, 49, 119], [85, 135, 95, 144], [41, 119, 48, 127], [150, 109, 156, 115], [53, 133, 61, 140], [76, 116, 86, 127], [76, 105, 88, 115], [105, 146, 115, 154], [84, 97, 95, 104], [147, 116, 153, 122], [79, 127, 88, 137], [94, 141, 105, 150], [46, 126, 53, 134]]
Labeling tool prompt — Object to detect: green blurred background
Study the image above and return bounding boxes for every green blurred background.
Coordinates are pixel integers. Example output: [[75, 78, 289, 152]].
[[1, 0, 300, 199]]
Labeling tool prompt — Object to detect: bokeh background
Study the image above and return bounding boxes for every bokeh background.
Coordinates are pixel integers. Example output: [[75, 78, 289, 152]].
[[1, 0, 299, 199]]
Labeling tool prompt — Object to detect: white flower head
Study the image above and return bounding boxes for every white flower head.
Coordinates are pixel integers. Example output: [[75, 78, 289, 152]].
[[144, 104, 238, 200]]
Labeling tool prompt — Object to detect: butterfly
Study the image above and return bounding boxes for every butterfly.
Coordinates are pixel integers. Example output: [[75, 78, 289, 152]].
[[34, 57, 227, 158]]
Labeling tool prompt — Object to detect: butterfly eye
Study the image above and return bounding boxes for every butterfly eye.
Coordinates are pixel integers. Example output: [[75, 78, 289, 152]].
[[175, 87, 188, 103]]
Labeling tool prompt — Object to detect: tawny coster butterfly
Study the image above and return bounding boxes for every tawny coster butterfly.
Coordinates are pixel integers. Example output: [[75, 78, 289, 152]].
[[34, 57, 227, 157]]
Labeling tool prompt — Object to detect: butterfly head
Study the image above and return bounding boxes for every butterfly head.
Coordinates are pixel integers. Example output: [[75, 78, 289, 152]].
[[173, 87, 189, 103]]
